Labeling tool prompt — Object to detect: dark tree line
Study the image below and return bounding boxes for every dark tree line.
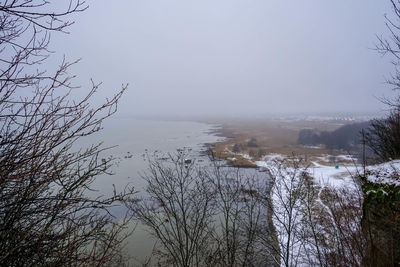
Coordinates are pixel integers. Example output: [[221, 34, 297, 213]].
[[298, 122, 371, 151]]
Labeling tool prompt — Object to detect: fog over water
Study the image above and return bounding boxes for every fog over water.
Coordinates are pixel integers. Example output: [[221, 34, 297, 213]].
[[49, 0, 395, 117]]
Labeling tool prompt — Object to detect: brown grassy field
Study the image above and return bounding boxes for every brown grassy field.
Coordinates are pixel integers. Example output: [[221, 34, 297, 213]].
[[201, 117, 357, 167]]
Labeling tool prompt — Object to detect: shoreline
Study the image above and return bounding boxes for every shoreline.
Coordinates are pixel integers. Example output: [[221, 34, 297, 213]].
[[202, 117, 358, 168]]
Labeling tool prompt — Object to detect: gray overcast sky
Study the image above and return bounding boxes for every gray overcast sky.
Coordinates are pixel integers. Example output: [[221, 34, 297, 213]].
[[51, 0, 395, 117]]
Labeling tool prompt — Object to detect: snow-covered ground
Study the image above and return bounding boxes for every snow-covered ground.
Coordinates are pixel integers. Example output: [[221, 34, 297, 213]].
[[254, 154, 400, 266], [261, 153, 285, 162], [257, 155, 355, 266], [257, 156, 400, 189], [364, 160, 400, 186], [308, 159, 400, 187]]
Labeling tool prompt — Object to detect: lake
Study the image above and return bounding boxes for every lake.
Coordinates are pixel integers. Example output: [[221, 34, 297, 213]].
[[84, 117, 273, 265], [86, 117, 224, 265], [91, 117, 223, 193]]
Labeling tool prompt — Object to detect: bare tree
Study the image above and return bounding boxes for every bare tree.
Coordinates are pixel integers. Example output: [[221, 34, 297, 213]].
[[236, 174, 273, 266], [0, 1, 135, 266], [365, 0, 400, 161], [376, 0, 400, 93], [298, 174, 366, 267], [134, 151, 279, 266], [259, 158, 309, 267], [209, 161, 274, 266], [209, 165, 243, 266], [134, 152, 216, 267], [319, 186, 365, 266], [260, 157, 366, 267], [365, 111, 400, 161], [297, 173, 327, 266], [135, 152, 370, 266]]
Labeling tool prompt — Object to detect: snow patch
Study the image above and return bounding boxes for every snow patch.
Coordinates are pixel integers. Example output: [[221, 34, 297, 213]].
[[239, 153, 252, 160], [365, 160, 400, 186]]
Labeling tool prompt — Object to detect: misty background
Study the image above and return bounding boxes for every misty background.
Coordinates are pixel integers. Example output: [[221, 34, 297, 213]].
[[50, 0, 395, 117]]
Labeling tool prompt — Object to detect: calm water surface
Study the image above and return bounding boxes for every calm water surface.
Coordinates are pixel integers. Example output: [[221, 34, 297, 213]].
[[92, 117, 223, 191], [87, 117, 223, 265]]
